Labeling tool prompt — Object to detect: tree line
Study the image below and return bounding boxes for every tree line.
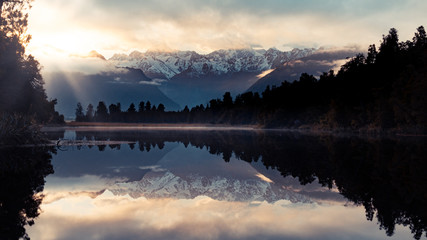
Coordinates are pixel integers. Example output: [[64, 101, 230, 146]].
[[75, 101, 168, 123], [75, 26, 427, 133]]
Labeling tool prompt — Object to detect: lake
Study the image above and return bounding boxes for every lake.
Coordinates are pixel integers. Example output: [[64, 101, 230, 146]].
[[1, 128, 426, 240]]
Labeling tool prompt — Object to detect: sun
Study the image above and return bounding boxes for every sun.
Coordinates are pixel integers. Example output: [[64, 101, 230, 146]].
[[28, 30, 100, 56], [26, 0, 109, 59]]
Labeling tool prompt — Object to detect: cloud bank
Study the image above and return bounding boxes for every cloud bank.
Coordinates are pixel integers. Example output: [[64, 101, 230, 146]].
[[27, 0, 427, 59], [27, 191, 412, 240]]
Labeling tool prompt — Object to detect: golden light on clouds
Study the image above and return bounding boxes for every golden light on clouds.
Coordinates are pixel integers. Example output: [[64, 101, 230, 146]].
[[255, 173, 274, 183], [26, 0, 427, 65], [256, 69, 275, 79]]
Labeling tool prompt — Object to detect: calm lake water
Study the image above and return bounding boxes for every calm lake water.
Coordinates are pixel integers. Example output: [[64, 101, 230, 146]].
[[1, 128, 426, 240]]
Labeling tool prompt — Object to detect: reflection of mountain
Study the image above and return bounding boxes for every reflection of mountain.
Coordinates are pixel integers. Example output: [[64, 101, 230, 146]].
[[46, 129, 427, 240], [110, 171, 310, 203], [50, 142, 179, 182], [109, 145, 311, 203]]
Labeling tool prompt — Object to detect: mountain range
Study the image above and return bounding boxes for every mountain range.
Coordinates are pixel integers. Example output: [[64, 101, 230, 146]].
[[46, 47, 359, 118], [107, 48, 319, 108], [49, 142, 316, 203], [110, 48, 316, 80]]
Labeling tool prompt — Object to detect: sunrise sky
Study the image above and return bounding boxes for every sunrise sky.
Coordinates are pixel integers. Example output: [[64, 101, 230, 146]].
[[27, 0, 427, 62]]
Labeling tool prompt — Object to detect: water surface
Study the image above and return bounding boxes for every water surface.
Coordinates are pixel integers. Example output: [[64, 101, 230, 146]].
[[2, 129, 426, 239]]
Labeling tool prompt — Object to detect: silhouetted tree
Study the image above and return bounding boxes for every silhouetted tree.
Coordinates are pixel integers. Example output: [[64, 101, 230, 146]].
[[145, 101, 151, 112], [86, 104, 94, 122], [75, 102, 84, 122], [95, 101, 108, 122], [138, 101, 145, 113], [223, 92, 233, 108], [127, 103, 136, 113], [157, 103, 165, 112], [0, 0, 63, 123], [366, 44, 378, 64], [413, 26, 427, 47], [183, 105, 189, 113], [108, 103, 122, 122]]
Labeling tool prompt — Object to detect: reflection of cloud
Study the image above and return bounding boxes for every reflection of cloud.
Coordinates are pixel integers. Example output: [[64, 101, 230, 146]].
[[43, 175, 126, 203], [255, 173, 274, 183], [139, 165, 167, 172], [28, 191, 412, 240], [43, 189, 106, 204]]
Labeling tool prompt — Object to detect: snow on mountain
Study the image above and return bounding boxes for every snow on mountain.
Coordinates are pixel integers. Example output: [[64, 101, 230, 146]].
[[109, 48, 316, 80], [108, 48, 316, 108], [109, 171, 311, 203]]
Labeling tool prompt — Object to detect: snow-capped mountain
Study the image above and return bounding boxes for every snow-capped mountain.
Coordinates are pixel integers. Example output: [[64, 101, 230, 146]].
[[109, 48, 316, 80], [108, 48, 315, 107], [109, 171, 311, 203]]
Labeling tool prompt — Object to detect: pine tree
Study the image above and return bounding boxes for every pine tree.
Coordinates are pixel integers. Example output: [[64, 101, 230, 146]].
[[75, 102, 84, 122]]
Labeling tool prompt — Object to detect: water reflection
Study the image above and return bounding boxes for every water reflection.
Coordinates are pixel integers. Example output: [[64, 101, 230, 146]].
[[24, 130, 427, 239], [0, 146, 54, 240]]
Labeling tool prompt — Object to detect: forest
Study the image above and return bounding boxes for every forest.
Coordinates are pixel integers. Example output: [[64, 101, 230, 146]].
[[76, 26, 427, 133], [0, 0, 64, 145]]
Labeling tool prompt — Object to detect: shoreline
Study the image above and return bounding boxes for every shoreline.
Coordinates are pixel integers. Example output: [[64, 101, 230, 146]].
[[40, 122, 427, 138], [41, 122, 261, 132]]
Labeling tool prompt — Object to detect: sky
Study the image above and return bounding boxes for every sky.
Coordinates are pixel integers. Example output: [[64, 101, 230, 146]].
[[27, 0, 427, 62]]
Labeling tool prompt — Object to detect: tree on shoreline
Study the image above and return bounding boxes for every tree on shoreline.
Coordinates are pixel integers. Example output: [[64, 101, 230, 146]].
[[0, 0, 63, 123]]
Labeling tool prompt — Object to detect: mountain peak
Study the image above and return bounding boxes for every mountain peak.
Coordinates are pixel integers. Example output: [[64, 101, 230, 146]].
[[108, 48, 317, 80]]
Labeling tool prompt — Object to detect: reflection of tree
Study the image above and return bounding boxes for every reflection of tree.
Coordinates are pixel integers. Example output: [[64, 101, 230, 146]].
[[0, 147, 54, 240], [326, 138, 427, 239], [73, 130, 427, 239]]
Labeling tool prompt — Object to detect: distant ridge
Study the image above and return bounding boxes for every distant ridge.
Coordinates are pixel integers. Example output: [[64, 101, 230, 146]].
[[109, 48, 316, 107], [109, 48, 316, 80]]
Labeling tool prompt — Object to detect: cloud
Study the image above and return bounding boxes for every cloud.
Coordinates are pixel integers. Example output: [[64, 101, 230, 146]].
[[257, 69, 275, 79], [27, 0, 427, 59], [69, 50, 106, 60], [139, 79, 167, 86]]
